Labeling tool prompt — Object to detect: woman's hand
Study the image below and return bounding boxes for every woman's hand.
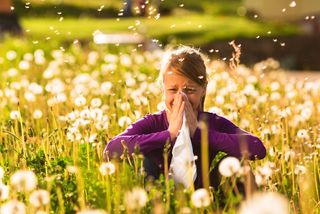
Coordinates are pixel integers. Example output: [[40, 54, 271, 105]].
[[181, 92, 198, 138], [167, 93, 185, 140]]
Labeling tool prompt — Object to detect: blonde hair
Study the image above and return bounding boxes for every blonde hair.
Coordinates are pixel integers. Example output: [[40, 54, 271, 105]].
[[158, 46, 208, 110]]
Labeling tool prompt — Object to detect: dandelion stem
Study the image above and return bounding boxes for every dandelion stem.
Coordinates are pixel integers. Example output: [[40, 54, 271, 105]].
[[199, 119, 209, 190]]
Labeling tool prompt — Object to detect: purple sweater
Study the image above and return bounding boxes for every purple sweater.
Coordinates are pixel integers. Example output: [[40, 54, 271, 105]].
[[104, 110, 266, 180]]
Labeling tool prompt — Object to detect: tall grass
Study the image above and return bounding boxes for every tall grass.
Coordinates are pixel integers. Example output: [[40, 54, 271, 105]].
[[0, 38, 319, 213]]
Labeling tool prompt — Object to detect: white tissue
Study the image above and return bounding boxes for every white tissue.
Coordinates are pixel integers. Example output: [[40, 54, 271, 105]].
[[170, 112, 197, 188]]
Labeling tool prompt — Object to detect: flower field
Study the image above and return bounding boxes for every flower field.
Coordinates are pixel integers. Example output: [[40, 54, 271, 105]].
[[0, 38, 319, 213]]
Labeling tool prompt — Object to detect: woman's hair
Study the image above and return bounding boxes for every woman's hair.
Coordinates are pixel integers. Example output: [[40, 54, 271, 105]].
[[159, 46, 208, 110]]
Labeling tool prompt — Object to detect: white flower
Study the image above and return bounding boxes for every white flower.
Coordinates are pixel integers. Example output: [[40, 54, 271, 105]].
[[29, 189, 50, 207], [6, 50, 17, 60], [104, 54, 118, 63], [270, 92, 281, 101], [80, 109, 91, 119], [99, 162, 115, 175], [270, 82, 280, 91], [300, 107, 312, 120], [74, 95, 87, 107], [33, 110, 43, 119], [1, 200, 26, 214], [215, 95, 225, 105], [120, 102, 131, 111], [124, 187, 148, 210], [218, 157, 240, 177], [0, 184, 9, 201], [120, 54, 132, 67], [7, 68, 18, 77], [10, 111, 21, 120], [90, 98, 102, 107], [238, 192, 290, 214], [126, 77, 136, 87], [296, 129, 309, 139], [191, 188, 211, 208], [100, 81, 113, 95], [45, 78, 65, 94], [24, 91, 36, 102], [90, 108, 103, 121], [34, 49, 46, 65], [88, 134, 97, 143], [66, 165, 78, 174], [28, 83, 43, 95], [19, 60, 30, 70], [294, 164, 306, 175], [10, 170, 38, 192], [87, 51, 99, 65], [118, 116, 132, 127]]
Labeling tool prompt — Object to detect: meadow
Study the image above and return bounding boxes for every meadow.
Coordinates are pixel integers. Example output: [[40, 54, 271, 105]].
[[0, 36, 319, 213]]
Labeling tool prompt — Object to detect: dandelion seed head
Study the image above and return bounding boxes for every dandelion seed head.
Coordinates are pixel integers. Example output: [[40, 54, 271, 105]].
[[0, 184, 9, 201], [6, 50, 17, 61], [1, 200, 26, 214], [66, 165, 78, 174], [99, 162, 115, 175], [191, 188, 211, 208], [74, 95, 87, 107], [10, 170, 37, 192], [294, 164, 306, 175], [118, 116, 132, 127], [124, 187, 148, 210], [297, 129, 309, 139], [10, 111, 21, 120], [33, 110, 43, 119], [238, 192, 290, 214], [29, 189, 50, 208], [218, 157, 240, 177]]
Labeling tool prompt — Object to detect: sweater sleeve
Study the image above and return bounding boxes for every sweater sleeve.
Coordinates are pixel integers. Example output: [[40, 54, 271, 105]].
[[104, 115, 172, 158], [193, 113, 266, 160]]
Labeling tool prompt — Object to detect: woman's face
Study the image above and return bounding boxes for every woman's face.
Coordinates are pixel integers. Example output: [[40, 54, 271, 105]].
[[163, 70, 206, 112]]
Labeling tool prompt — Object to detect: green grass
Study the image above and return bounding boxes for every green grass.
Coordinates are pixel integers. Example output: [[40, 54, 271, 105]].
[[21, 15, 300, 46]]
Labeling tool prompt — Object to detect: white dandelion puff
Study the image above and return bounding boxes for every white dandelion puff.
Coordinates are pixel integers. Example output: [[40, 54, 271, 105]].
[[10, 111, 21, 120], [191, 188, 211, 208], [6, 50, 17, 61], [294, 165, 306, 175], [0, 184, 9, 201], [90, 98, 102, 107], [29, 189, 50, 208], [74, 95, 87, 107], [218, 157, 241, 177], [99, 162, 116, 175], [118, 116, 132, 127], [124, 187, 148, 210], [33, 110, 43, 119], [1, 200, 26, 214], [10, 170, 38, 192], [297, 129, 309, 139], [238, 192, 290, 214]]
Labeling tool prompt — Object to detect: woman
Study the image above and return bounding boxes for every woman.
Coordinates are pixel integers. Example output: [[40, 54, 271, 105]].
[[104, 46, 266, 189]]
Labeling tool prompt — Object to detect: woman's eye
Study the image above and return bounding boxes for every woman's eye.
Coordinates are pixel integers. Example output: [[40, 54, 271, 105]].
[[184, 88, 196, 93], [168, 88, 177, 92]]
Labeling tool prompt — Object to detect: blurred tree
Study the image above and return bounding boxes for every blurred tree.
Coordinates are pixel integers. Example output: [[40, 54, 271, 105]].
[[123, 0, 159, 17], [244, 0, 320, 34], [0, 0, 22, 35], [123, 0, 133, 17]]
